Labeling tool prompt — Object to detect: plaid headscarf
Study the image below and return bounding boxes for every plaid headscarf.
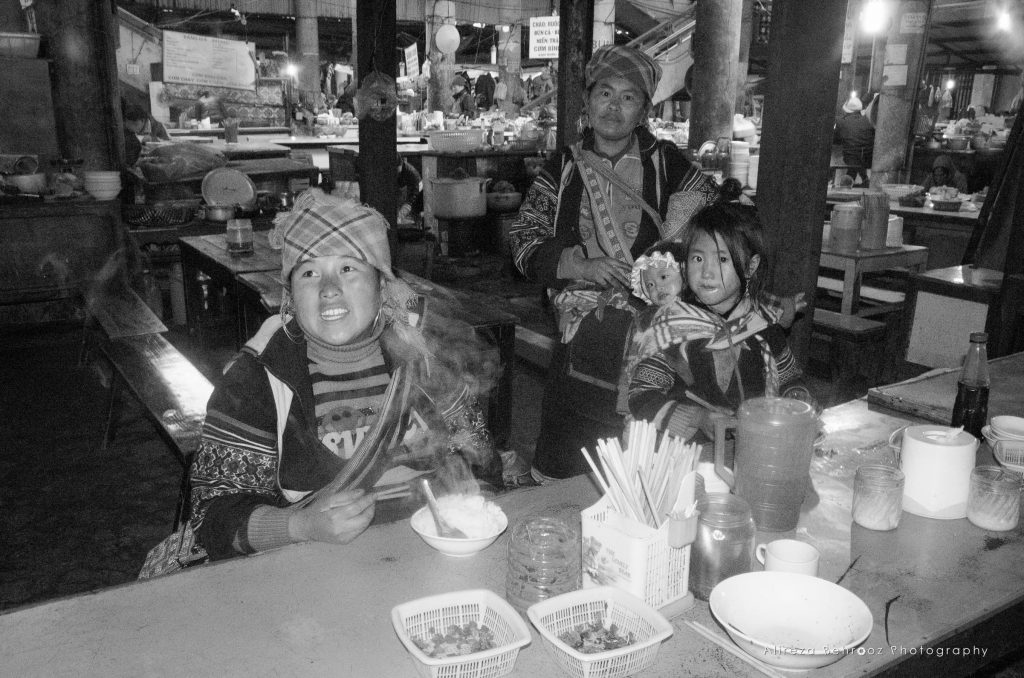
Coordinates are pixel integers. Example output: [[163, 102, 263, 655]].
[[277, 189, 423, 342], [585, 45, 662, 102]]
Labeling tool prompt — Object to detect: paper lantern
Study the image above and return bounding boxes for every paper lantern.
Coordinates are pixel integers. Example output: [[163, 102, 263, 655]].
[[435, 24, 460, 54]]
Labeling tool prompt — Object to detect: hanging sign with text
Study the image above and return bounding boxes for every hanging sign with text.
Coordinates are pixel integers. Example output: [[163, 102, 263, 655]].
[[404, 43, 420, 78], [529, 16, 560, 60], [163, 31, 256, 90]]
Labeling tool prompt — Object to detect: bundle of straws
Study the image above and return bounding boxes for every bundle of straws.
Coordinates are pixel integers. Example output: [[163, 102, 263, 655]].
[[581, 419, 700, 528]]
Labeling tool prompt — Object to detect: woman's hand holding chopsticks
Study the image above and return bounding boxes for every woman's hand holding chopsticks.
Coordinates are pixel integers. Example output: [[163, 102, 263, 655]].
[[289, 488, 376, 545]]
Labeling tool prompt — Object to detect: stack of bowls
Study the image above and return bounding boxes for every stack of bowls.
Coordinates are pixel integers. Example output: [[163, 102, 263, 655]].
[[82, 171, 122, 200], [729, 141, 750, 186], [984, 416, 1024, 474]]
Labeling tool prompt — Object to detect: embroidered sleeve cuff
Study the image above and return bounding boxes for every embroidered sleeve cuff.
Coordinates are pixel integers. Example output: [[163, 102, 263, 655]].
[[247, 505, 294, 553]]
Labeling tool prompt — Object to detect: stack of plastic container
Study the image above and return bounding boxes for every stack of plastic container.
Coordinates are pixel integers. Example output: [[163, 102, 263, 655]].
[[729, 141, 750, 187]]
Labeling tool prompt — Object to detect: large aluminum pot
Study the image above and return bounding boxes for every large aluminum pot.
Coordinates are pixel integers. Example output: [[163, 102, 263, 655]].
[[431, 177, 489, 219]]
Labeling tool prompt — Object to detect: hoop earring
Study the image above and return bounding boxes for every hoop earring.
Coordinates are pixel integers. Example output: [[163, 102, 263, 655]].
[[280, 292, 303, 343]]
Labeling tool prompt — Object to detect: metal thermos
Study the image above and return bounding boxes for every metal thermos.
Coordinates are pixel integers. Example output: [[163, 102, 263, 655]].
[[689, 493, 755, 601]]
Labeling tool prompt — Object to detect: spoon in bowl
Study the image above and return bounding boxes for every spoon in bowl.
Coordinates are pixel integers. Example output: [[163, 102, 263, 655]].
[[419, 478, 468, 539]]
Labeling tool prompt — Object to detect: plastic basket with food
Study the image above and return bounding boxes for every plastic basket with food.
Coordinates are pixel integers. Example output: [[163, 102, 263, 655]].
[[391, 589, 531, 678], [526, 586, 673, 678], [880, 184, 924, 200], [930, 198, 962, 212], [428, 129, 486, 153], [122, 200, 200, 228]]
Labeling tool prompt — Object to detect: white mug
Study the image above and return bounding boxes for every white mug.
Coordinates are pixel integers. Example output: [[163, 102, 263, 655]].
[[756, 539, 819, 576]]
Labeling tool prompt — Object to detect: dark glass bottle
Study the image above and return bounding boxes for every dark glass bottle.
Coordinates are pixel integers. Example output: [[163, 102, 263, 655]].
[[950, 332, 989, 438]]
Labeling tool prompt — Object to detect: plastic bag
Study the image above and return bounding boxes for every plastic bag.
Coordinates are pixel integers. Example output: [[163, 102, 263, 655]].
[[138, 143, 227, 183]]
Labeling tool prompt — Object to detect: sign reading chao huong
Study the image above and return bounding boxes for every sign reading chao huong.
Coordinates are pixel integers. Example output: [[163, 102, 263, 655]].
[[162, 30, 256, 90]]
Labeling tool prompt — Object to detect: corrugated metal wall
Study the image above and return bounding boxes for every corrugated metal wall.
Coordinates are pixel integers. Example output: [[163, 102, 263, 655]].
[[139, 1, 550, 25]]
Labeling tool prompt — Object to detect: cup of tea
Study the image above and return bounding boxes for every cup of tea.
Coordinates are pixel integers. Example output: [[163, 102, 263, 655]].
[[756, 539, 819, 576]]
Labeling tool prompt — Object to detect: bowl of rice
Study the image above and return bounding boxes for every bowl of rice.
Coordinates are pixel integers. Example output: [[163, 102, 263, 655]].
[[411, 494, 508, 557]]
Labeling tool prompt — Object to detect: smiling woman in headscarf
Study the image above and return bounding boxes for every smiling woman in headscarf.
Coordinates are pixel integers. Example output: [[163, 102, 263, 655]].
[[155, 191, 500, 570], [508, 45, 717, 481]]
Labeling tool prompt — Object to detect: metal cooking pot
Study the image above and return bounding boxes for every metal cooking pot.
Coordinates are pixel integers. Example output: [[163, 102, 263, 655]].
[[431, 177, 490, 219], [204, 204, 237, 222]]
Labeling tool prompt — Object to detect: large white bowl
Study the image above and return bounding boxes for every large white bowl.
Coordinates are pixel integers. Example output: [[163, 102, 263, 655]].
[[86, 187, 122, 200], [410, 503, 507, 557], [709, 571, 873, 670]]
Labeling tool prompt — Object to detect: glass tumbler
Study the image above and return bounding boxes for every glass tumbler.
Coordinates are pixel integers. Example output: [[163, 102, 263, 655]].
[[967, 466, 1022, 531], [852, 464, 905, 531], [505, 514, 581, 615]]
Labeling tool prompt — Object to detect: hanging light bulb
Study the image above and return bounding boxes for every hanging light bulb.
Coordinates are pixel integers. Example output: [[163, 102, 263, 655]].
[[435, 24, 460, 53], [490, 44, 497, 65], [946, 79, 956, 90], [996, 9, 1011, 32], [860, 0, 889, 35]]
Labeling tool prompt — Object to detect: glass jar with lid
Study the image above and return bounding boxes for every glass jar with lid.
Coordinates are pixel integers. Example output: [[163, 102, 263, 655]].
[[689, 493, 755, 600]]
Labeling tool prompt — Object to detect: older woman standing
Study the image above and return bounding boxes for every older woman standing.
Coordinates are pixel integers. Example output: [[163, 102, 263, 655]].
[[509, 45, 717, 481], [181, 191, 497, 563]]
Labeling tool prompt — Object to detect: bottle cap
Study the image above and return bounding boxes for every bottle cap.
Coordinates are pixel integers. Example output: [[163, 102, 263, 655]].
[[970, 332, 988, 342]]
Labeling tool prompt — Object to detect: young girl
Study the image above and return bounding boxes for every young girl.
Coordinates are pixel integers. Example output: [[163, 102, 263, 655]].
[[625, 200, 809, 442]]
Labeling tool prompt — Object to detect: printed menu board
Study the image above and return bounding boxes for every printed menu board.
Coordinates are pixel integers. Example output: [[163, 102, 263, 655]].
[[162, 30, 256, 90]]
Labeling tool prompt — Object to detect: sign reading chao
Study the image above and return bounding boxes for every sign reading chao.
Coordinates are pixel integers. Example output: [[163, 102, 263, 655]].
[[529, 16, 560, 60], [163, 31, 256, 90]]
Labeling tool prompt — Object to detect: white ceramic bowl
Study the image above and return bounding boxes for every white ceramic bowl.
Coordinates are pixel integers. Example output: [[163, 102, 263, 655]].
[[86, 187, 122, 200], [5, 173, 48, 193], [983, 426, 1024, 474], [410, 502, 507, 557], [82, 170, 120, 178], [710, 571, 873, 670], [990, 416, 1024, 440]]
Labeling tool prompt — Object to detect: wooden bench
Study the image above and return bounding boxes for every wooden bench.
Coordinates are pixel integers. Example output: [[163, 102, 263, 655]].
[[812, 308, 886, 403], [86, 280, 213, 528]]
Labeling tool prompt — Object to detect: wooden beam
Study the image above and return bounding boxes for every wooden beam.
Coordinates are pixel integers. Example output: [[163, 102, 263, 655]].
[[556, 0, 594, 150], [356, 0, 398, 256], [756, 0, 847, 366]]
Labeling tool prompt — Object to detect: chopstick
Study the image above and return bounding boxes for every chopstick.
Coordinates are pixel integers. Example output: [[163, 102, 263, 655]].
[[684, 621, 790, 678]]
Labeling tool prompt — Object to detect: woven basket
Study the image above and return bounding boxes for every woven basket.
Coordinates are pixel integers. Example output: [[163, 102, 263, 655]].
[[391, 589, 531, 678], [527, 587, 673, 678], [880, 184, 924, 199], [122, 202, 198, 228], [428, 129, 485, 153]]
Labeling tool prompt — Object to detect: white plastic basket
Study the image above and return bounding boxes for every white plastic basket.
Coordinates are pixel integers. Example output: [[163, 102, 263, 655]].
[[984, 426, 1024, 474], [391, 589, 531, 678], [581, 496, 691, 609], [428, 129, 485, 153], [526, 586, 673, 678]]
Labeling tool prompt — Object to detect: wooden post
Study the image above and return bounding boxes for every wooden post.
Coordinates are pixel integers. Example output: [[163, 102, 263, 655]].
[[556, 0, 594, 150], [870, 1, 935, 186], [33, 0, 120, 171], [295, 0, 321, 95], [736, 0, 754, 114], [356, 0, 398, 256], [757, 0, 847, 365], [837, 0, 863, 112], [690, 0, 743, 150]]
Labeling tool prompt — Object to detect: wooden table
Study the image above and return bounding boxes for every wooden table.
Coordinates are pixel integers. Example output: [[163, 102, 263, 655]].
[[819, 243, 930, 315], [178, 231, 282, 348], [3, 396, 1023, 677], [137, 158, 318, 203], [181, 236, 517, 447], [867, 350, 1024, 423], [826, 191, 979, 268]]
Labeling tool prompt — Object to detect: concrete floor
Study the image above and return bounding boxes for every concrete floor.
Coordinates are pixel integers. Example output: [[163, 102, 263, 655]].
[[1, 287, 1021, 676]]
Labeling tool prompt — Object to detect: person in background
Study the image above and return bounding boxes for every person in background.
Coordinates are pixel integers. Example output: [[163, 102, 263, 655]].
[[509, 44, 717, 482], [195, 90, 226, 125], [182, 191, 502, 564], [396, 157, 423, 219], [450, 74, 477, 119], [123, 103, 170, 144], [922, 154, 969, 194], [833, 94, 875, 186]]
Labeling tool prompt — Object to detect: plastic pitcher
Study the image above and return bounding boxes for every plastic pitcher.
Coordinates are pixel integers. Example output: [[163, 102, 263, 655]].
[[714, 397, 819, 531]]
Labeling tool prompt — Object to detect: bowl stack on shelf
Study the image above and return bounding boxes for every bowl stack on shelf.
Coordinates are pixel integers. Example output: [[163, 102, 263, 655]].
[[82, 171, 122, 201]]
